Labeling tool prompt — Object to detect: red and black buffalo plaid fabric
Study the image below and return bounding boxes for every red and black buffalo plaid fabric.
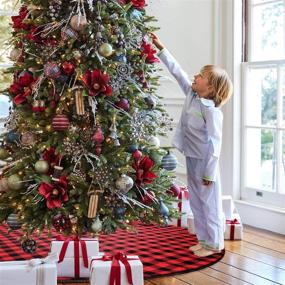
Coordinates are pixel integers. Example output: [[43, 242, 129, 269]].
[[0, 223, 224, 279]]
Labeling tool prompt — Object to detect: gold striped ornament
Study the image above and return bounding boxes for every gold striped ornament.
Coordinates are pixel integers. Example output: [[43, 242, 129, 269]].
[[88, 189, 104, 218], [74, 89, 85, 115]]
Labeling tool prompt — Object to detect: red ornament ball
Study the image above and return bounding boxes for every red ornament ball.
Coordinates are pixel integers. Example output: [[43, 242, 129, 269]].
[[167, 184, 181, 197], [61, 61, 75, 76], [116, 98, 130, 111], [52, 114, 70, 131], [132, 150, 142, 161], [142, 190, 155, 205]]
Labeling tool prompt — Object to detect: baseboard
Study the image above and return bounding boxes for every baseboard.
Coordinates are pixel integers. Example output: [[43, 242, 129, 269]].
[[235, 200, 285, 235]]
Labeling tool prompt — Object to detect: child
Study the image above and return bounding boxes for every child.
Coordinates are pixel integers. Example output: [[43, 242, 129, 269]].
[[151, 33, 233, 257]]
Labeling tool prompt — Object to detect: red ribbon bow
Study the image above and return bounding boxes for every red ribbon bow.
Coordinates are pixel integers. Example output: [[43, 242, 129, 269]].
[[226, 219, 240, 240], [56, 236, 88, 278], [91, 252, 138, 285]]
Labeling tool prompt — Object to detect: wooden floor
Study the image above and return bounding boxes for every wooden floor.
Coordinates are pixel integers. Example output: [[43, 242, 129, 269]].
[[59, 225, 285, 285]]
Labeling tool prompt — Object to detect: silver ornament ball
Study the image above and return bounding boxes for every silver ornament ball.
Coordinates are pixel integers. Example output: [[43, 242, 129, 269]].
[[115, 174, 134, 193]]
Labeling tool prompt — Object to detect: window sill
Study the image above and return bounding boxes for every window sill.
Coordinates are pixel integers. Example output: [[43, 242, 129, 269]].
[[235, 199, 285, 214], [234, 199, 285, 235]]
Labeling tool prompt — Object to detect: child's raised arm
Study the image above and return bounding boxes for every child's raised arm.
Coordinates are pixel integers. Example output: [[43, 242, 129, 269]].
[[151, 33, 192, 96]]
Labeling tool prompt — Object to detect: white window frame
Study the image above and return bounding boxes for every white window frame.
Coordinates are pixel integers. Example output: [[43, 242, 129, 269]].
[[0, 7, 15, 132], [241, 0, 285, 209]]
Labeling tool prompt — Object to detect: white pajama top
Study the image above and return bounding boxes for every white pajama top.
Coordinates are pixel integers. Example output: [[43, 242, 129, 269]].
[[158, 49, 223, 182]]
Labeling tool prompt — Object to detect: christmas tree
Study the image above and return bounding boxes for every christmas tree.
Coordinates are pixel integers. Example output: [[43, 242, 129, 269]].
[[0, 0, 179, 251]]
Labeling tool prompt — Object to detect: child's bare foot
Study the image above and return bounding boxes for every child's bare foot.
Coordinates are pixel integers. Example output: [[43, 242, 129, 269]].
[[193, 248, 218, 257], [189, 243, 203, 251]]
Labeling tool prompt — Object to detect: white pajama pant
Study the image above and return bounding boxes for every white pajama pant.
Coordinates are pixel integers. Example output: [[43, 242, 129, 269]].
[[186, 157, 224, 250]]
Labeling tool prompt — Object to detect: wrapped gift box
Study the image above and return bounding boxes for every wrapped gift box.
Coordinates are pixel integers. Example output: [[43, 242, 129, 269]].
[[50, 237, 99, 278], [187, 214, 196, 234], [169, 187, 192, 227], [222, 195, 235, 220], [0, 259, 56, 285], [55, 256, 90, 278], [50, 237, 99, 257], [224, 213, 243, 240], [90, 253, 143, 285]]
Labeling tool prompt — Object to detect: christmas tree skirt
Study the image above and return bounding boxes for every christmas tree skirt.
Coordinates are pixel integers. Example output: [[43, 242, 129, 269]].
[[0, 223, 224, 281]]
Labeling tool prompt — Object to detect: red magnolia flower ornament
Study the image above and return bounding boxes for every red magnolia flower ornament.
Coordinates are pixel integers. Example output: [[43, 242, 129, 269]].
[[38, 177, 69, 209], [82, 69, 112, 97], [8, 71, 36, 105], [131, 0, 145, 9], [11, 6, 30, 30], [132, 155, 157, 186], [42, 147, 61, 167], [141, 42, 159, 64]]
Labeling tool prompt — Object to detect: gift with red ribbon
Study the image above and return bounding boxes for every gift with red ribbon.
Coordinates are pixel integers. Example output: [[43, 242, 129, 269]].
[[224, 213, 243, 240], [169, 187, 192, 228], [50, 236, 99, 278], [90, 252, 143, 285]]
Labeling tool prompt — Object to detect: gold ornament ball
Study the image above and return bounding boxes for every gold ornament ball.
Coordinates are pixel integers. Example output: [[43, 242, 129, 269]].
[[70, 15, 88, 32], [46, 125, 52, 132], [35, 160, 49, 174], [0, 148, 9, 160], [0, 178, 9, 192], [10, 48, 21, 61], [98, 43, 113, 57], [7, 174, 22, 190]]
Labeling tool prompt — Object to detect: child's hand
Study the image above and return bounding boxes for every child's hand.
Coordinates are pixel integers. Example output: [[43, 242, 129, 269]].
[[150, 32, 165, 50], [202, 179, 213, 186]]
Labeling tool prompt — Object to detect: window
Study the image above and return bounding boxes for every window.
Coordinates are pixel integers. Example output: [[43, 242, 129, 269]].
[[242, 0, 285, 208], [0, 1, 18, 131]]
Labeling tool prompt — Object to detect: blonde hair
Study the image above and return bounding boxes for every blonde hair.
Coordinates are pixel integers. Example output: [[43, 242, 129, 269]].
[[201, 65, 233, 107]]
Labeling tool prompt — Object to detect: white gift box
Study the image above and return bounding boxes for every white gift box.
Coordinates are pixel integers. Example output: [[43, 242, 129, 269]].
[[90, 254, 144, 285], [224, 213, 243, 240], [50, 238, 99, 278], [222, 195, 235, 220], [0, 260, 57, 285], [187, 214, 196, 234], [50, 238, 99, 258], [169, 188, 192, 227], [56, 256, 90, 278]]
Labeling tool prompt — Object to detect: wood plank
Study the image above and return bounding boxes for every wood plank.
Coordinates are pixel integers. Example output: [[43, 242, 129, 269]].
[[241, 241, 285, 261], [225, 241, 285, 270], [211, 261, 280, 285], [177, 271, 229, 285], [221, 251, 285, 284], [149, 276, 189, 285], [201, 267, 251, 285], [242, 232, 285, 254]]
